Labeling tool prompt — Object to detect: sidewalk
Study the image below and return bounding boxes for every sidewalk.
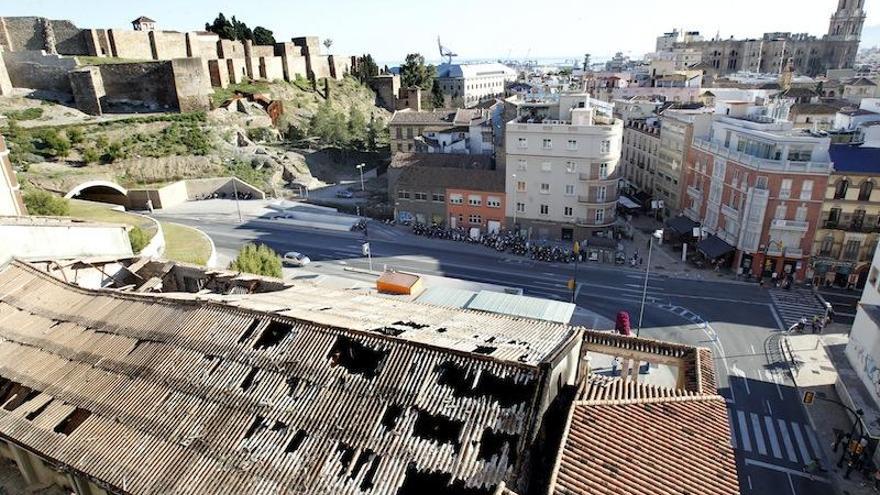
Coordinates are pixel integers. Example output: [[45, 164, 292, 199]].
[[786, 325, 880, 495]]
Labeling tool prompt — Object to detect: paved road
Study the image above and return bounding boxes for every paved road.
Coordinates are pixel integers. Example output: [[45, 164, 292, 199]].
[[152, 201, 837, 495]]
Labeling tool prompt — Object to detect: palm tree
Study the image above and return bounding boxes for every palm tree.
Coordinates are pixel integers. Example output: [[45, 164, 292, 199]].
[[323, 38, 333, 53]]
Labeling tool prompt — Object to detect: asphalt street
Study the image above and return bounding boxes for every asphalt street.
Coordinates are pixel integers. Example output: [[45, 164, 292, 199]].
[[153, 200, 840, 494]]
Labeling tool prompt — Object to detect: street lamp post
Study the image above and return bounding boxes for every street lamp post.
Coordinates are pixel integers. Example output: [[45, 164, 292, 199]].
[[231, 176, 243, 223], [637, 229, 663, 337], [356, 163, 366, 192], [512, 173, 518, 232]]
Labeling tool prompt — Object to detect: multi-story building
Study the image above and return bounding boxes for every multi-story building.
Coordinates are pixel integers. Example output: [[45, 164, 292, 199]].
[[812, 143, 880, 288], [504, 93, 623, 240], [435, 63, 517, 108], [683, 101, 832, 281], [388, 109, 494, 155], [620, 118, 661, 202], [661, 0, 866, 76], [0, 133, 26, 216], [657, 107, 714, 216], [845, 242, 880, 410]]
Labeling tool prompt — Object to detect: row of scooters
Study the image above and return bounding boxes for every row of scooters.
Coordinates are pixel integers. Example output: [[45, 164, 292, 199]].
[[409, 223, 589, 264]]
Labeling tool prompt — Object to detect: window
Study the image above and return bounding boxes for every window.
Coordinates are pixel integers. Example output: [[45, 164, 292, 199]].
[[564, 184, 575, 196], [432, 193, 445, 202], [540, 183, 550, 194], [449, 193, 463, 205], [516, 181, 526, 192], [398, 190, 410, 199], [517, 159, 527, 171], [564, 206, 573, 217], [774, 204, 787, 220], [834, 179, 849, 200], [468, 214, 482, 224], [413, 192, 427, 201], [595, 208, 605, 223], [852, 209, 866, 230], [406, 127, 413, 139], [518, 138, 528, 149], [820, 235, 834, 256], [567, 139, 578, 150], [779, 179, 792, 199], [540, 204, 549, 215], [859, 181, 874, 201], [795, 206, 808, 222], [599, 163, 609, 179], [800, 180, 813, 200], [827, 207, 841, 227], [487, 196, 501, 208], [468, 195, 482, 206], [516, 202, 525, 213], [565, 161, 576, 173], [597, 186, 607, 202], [542, 138, 552, 150], [756, 176, 769, 190], [844, 240, 861, 260], [600, 140, 611, 153], [541, 162, 552, 172]]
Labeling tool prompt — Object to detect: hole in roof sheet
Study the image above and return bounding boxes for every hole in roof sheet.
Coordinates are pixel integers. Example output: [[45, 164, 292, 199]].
[[253, 320, 293, 349], [412, 409, 463, 451], [395, 464, 495, 495], [271, 420, 288, 432], [349, 449, 375, 481], [285, 429, 308, 453], [53, 407, 91, 436], [327, 336, 388, 379], [336, 442, 356, 476], [240, 366, 259, 391], [26, 398, 52, 421], [477, 428, 519, 464], [473, 346, 496, 355], [372, 326, 405, 337], [3, 387, 39, 412], [434, 361, 533, 408], [359, 452, 381, 491], [380, 404, 404, 431], [243, 415, 265, 440], [238, 319, 261, 344], [392, 321, 428, 329]]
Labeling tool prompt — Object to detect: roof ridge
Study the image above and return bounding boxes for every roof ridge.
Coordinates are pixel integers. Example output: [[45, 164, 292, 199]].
[[575, 393, 726, 407]]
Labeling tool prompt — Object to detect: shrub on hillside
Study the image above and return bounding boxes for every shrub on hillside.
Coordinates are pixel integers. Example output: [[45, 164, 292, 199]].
[[128, 226, 150, 253], [23, 190, 70, 216], [228, 243, 282, 278]]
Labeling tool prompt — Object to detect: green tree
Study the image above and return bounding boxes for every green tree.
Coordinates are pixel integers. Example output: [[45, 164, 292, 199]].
[[231, 16, 252, 41], [81, 146, 100, 164], [128, 226, 150, 253], [23, 190, 69, 216], [39, 129, 71, 158], [66, 127, 85, 145], [353, 54, 379, 83], [431, 79, 445, 108], [309, 103, 350, 147], [252, 26, 275, 45], [348, 107, 367, 146], [400, 53, 436, 90], [228, 243, 282, 278], [205, 13, 235, 40]]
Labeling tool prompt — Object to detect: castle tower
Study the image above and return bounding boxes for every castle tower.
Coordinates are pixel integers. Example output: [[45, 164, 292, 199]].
[[825, 0, 867, 70]]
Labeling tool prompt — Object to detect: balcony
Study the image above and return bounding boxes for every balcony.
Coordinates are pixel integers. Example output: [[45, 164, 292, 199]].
[[721, 204, 739, 218], [824, 220, 839, 229], [692, 139, 832, 174], [771, 219, 809, 231], [766, 247, 804, 258], [687, 186, 702, 199]]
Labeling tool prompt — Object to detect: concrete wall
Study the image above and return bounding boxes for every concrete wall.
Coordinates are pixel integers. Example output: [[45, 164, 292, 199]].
[[128, 180, 189, 209], [226, 58, 247, 84], [0, 220, 133, 261], [50, 19, 87, 55], [98, 61, 177, 111], [149, 31, 188, 60], [217, 39, 246, 59], [171, 58, 210, 112], [251, 45, 275, 58], [108, 29, 152, 59], [259, 56, 284, 81], [69, 66, 104, 115], [208, 59, 229, 88], [3, 50, 77, 93], [185, 177, 265, 200]]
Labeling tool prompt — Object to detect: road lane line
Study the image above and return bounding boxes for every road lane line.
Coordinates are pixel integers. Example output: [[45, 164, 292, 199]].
[[744, 459, 830, 483], [765, 416, 782, 459], [737, 410, 752, 452], [777, 419, 798, 463], [750, 344, 756, 355], [790, 423, 811, 463], [751, 413, 768, 455]]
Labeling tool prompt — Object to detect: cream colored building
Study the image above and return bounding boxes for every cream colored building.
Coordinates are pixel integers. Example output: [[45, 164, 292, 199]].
[[812, 144, 880, 288], [505, 93, 623, 240], [656, 107, 713, 216], [620, 119, 661, 200], [436, 63, 517, 108]]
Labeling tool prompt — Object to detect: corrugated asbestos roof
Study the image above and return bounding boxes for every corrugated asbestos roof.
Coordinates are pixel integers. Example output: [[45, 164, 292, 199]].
[[0, 261, 580, 494], [416, 288, 576, 325]]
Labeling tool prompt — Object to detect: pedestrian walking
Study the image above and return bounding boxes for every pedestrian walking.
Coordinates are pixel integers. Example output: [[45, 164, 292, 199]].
[[146, 198, 154, 214], [832, 430, 845, 452], [611, 357, 621, 376], [811, 316, 819, 334], [759, 277, 765, 288]]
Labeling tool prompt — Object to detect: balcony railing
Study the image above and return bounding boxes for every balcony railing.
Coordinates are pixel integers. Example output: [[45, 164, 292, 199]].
[[766, 247, 804, 258], [721, 204, 739, 218], [692, 139, 832, 174], [771, 219, 809, 231]]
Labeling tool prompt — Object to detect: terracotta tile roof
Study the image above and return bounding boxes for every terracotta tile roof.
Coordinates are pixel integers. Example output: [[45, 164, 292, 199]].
[[0, 260, 580, 494], [390, 109, 457, 125], [550, 395, 739, 495], [578, 374, 697, 401]]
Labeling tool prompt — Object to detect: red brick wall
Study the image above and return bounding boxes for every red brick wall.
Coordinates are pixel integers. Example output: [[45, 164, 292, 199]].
[[446, 188, 506, 230]]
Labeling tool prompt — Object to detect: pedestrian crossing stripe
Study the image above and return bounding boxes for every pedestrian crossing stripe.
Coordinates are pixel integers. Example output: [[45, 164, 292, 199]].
[[768, 288, 827, 329], [728, 407, 821, 466]]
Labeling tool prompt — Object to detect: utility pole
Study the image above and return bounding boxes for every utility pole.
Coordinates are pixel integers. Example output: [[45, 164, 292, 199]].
[[570, 240, 580, 303], [231, 177, 243, 223], [638, 230, 663, 337]]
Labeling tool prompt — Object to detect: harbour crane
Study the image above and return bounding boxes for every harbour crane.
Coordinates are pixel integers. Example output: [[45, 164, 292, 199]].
[[437, 36, 457, 65]]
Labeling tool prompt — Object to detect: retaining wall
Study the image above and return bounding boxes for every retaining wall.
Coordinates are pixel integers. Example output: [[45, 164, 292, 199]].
[[108, 29, 152, 59], [98, 61, 177, 111], [150, 31, 188, 60], [260, 56, 284, 81], [171, 57, 210, 112], [4, 50, 77, 93]]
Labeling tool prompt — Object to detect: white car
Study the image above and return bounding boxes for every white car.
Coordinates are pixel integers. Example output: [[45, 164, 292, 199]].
[[283, 252, 311, 267]]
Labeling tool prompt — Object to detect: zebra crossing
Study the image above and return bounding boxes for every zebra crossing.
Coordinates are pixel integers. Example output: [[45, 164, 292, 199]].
[[728, 406, 823, 467], [768, 288, 827, 330]]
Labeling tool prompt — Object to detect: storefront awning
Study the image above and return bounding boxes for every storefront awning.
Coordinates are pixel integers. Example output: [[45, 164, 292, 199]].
[[697, 234, 735, 259], [666, 215, 699, 236], [617, 196, 640, 210]]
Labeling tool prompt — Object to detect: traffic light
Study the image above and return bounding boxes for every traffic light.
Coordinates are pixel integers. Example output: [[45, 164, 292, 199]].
[[803, 391, 815, 405]]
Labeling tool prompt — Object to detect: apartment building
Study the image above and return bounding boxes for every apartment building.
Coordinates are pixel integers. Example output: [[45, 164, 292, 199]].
[[657, 107, 714, 216], [845, 243, 880, 410], [436, 63, 517, 108], [812, 143, 880, 288], [504, 93, 623, 240], [620, 119, 661, 203], [683, 101, 832, 281]]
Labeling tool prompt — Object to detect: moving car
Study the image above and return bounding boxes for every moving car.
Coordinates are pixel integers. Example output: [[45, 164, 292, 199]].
[[283, 251, 311, 267], [336, 190, 354, 199]]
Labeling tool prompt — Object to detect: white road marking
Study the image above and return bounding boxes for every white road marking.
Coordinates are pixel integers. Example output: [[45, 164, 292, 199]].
[[766, 400, 774, 416], [751, 413, 768, 455], [738, 410, 752, 452], [790, 423, 811, 462], [777, 419, 799, 463], [769, 304, 787, 331], [747, 475, 753, 491], [765, 416, 782, 459], [750, 344, 756, 355]]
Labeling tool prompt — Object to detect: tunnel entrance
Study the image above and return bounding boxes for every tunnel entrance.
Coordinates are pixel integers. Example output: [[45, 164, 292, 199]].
[[65, 181, 129, 207]]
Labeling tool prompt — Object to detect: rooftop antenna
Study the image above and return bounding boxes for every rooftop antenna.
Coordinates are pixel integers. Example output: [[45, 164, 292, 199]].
[[438, 36, 457, 65]]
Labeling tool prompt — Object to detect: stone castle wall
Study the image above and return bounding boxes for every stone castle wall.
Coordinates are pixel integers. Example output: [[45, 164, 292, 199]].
[[107, 29, 152, 59], [4, 50, 77, 93]]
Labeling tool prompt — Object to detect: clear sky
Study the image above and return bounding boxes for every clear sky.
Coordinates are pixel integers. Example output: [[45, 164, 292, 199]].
[[5, 0, 879, 64]]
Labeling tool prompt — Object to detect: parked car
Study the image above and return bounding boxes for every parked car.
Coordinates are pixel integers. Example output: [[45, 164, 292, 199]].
[[283, 252, 311, 267], [336, 190, 354, 199]]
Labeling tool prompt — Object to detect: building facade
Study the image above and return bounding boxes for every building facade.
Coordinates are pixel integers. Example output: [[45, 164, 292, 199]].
[[620, 119, 661, 202], [812, 144, 880, 288], [657, 108, 714, 216], [683, 101, 832, 281], [504, 94, 623, 240], [0, 133, 26, 216], [389, 109, 494, 155], [845, 243, 880, 412], [664, 0, 866, 76], [436, 63, 517, 108]]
